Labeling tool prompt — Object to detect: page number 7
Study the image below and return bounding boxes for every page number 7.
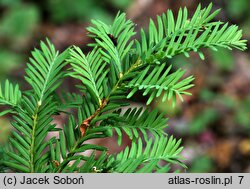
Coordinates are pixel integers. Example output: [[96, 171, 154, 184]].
[[238, 176, 244, 184]]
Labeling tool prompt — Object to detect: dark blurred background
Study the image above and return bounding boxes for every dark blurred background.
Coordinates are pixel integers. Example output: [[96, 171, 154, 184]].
[[0, 0, 250, 172]]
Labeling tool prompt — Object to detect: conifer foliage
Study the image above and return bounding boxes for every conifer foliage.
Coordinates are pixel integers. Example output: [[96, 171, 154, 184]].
[[0, 4, 247, 173]]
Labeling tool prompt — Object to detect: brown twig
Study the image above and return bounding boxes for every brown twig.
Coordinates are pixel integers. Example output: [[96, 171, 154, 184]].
[[79, 98, 108, 136], [79, 59, 142, 137]]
